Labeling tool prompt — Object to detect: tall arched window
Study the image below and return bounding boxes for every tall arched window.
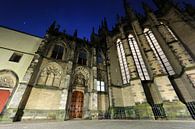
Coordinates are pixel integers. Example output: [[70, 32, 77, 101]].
[[78, 49, 87, 66], [51, 44, 64, 60], [128, 34, 150, 81], [160, 22, 178, 41], [116, 39, 130, 84], [144, 28, 175, 76]]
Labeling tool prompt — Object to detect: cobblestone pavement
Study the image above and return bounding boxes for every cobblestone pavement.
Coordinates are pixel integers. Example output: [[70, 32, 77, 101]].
[[0, 120, 195, 129]]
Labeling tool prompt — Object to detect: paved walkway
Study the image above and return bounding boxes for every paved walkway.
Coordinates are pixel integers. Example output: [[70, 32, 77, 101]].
[[0, 120, 195, 129]]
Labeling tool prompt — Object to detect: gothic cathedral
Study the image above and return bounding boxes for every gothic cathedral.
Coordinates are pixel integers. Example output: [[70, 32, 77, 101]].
[[1, 0, 195, 122]]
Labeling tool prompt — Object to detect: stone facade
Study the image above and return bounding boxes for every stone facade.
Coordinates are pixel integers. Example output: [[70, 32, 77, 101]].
[[1, 0, 195, 122]]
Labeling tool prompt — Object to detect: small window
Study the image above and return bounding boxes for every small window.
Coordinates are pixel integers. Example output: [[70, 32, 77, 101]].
[[9, 53, 22, 63], [97, 80, 105, 92]]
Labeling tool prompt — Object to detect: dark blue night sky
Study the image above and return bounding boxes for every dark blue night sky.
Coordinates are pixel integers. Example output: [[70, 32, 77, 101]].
[[0, 0, 195, 39]]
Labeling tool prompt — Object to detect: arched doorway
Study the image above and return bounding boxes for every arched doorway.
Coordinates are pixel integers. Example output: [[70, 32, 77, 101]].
[[0, 90, 10, 113], [0, 70, 18, 114], [69, 91, 84, 119]]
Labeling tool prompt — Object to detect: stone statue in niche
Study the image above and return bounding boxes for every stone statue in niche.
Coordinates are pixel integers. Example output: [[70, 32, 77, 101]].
[[74, 74, 85, 86]]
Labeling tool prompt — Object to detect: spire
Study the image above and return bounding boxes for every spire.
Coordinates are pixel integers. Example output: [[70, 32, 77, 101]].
[[142, 2, 153, 13], [183, 2, 195, 15], [153, 0, 167, 9], [92, 27, 95, 34], [123, 0, 129, 13], [123, 0, 137, 21], [91, 27, 97, 42], [103, 17, 108, 30], [47, 20, 60, 35], [73, 29, 78, 38], [153, 0, 173, 13], [116, 14, 121, 24]]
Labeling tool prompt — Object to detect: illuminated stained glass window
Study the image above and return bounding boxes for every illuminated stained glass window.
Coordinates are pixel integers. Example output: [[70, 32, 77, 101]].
[[144, 28, 175, 76], [128, 34, 150, 81], [116, 39, 130, 84], [97, 80, 105, 92]]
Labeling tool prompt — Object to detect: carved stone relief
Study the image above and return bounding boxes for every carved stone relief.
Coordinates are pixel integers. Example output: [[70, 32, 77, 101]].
[[0, 70, 18, 88], [73, 66, 90, 88], [37, 62, 63, 88]]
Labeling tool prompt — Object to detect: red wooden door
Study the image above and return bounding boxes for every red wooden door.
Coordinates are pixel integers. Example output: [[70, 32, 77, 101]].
[[70, 91, 84, 119], [0, 90, 10, 113]]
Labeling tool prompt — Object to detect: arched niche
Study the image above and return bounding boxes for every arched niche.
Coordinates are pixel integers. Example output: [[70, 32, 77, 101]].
[[0, 69, 19, 89], [0, 70, 19, 113], [74, 73, 85, 86], [73, 66, 90, 88], [37, 62, 63, 88]]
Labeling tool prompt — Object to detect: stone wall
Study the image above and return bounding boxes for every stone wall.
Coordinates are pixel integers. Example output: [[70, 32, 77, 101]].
[[112, 87, 123, 107]]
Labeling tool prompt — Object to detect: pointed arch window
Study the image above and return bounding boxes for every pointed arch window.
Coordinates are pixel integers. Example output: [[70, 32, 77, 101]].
[[116, 39, 130, 84], [128, 34, 150, 81], [51, 44, 64, 60], [78, 49, 87, 66], [160, 22, 178, 41], [144, 28, 175, 76]]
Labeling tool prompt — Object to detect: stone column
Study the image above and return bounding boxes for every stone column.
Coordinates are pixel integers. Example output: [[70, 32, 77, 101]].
[[106, 38, 114, 108], [64, 61, 73, 120], [90, 48, 98, 119]]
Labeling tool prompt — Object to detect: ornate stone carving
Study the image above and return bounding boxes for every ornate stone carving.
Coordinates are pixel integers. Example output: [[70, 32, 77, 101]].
[[0, 76, 14, 88], [45, 62, 62, 76], [73, 66, 90, 87], [74, 74, 85, 86], [74, 66, 89, 80], [37, 62, 63, 87], [0, 70, 18, 88]]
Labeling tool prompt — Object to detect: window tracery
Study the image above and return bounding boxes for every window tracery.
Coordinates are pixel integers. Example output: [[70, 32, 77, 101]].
[[116, 39, 130, 84]]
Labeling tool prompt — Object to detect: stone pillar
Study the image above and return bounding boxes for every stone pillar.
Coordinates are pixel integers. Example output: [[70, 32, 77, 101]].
[[90, 48, 98, 119], [64, 61, 73, 120], [106, 38, 114, 109], [60, 74, 70, 120], [83, 92, 90, 119], [90, 92, 98, 119]]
